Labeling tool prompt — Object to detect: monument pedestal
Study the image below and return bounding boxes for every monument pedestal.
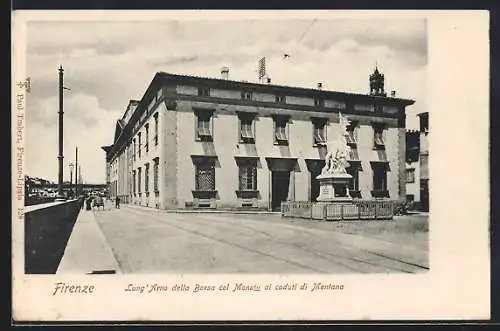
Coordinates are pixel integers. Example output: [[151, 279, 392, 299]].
[[316, 173, 353, 202]]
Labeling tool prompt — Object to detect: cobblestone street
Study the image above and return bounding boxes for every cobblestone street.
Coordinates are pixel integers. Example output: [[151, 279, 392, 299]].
[[92, 202, 429, 274]]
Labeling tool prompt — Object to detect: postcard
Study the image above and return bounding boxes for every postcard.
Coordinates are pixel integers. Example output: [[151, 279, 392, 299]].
[[12, 10, 490, 322]]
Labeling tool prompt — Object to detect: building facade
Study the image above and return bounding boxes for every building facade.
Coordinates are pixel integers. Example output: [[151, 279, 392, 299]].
[[405, 130, 420, 203], [418, 112, 429, 212], [103, 69, 415, 211]]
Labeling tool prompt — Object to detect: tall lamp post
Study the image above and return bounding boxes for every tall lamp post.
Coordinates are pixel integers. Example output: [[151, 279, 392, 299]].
[[69, 162, 74, 199], [55, 65, 71, 201]]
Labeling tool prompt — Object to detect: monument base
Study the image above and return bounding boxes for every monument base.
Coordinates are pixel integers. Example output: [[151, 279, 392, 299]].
[[316, 172, 353, 202]]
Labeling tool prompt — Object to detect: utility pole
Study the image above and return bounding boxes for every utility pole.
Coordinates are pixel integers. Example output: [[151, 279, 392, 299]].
[[56, 65, 65, 200], [75, 147, 78, 197]]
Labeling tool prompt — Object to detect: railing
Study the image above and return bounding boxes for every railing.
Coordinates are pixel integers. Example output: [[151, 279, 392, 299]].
[[282, 200, 395, 221]]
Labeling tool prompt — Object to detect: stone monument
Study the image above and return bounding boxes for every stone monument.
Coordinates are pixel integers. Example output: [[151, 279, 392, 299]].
[[316, 112, 353, 202]]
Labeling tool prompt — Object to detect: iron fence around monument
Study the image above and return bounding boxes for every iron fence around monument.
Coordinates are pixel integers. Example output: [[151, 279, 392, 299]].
[[281, 200, 395, 220]]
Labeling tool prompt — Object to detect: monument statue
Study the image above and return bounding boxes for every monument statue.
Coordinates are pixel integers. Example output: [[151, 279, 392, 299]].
[[321, 112, 352, 175]]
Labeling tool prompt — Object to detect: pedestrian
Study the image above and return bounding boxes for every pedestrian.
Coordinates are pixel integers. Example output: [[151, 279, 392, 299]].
[[115, 196, 120, 209]]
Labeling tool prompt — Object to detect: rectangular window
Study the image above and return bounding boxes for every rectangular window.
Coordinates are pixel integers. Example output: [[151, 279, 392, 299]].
[[312, 119, 327, 145], [137, 167, 142, 193], [373, 165, 387, 191], [154, 113, 159, 146], [138, 132, 142, 158], [153, 157, 159, 192], [406, 168, 415, 183], [198, 87, 210, 97], [373, 124, 385, 147], [241, 91, 253, 100], [145, 163, 150, 193], [196, 111, 213, 141], [314, 98, 324, 107], [195, 162, 215, 191], [133, 138, 136, 161], [275, 95, 286, 104], [239, 116, 255, 142], [239, 163, 258, 191], [145, 124, 149, 153], [132, 170, 136, 194], [346, 121, 358, 145], [274, 116, 288, 144], [347, 164, 360, 191]]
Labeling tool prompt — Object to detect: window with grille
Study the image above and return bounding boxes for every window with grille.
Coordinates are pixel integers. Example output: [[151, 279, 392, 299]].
[[239, 164, 257, 191], [312, 119, 327, 145], [153, 158, 159, 192], [240, 117, 254, 142], [241, 91, 252, 100], [195, 163, 215, 191], [346, 121, 358, 145], [138, 132, 142, 157], [406, 168, 415, 183], [145, 124, 149, 153], [373, 165, 387, 191], [274, 117, 288, 144], [145, 163, 150, 193], [198, 87, 210, 97], [137, 167, 142, 193], [373, 124, 385, 147], [154, 113, 158, 146], [196, 111, 213, 141]]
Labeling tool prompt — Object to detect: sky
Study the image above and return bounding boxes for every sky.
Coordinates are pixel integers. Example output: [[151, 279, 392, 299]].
[[25, 18, 427, 184]]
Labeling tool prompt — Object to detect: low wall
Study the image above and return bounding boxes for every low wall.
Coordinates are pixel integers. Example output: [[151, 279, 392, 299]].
[[25, 196, 56, 206], [25, 199, 83, 274], [282, 200, 394, 221]]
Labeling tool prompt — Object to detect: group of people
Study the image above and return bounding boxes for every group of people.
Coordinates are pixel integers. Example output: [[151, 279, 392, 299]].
[[82, 194, 120, 211]]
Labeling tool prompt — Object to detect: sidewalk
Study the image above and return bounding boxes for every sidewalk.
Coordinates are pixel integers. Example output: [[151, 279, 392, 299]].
[[56, 207, 121, 275]]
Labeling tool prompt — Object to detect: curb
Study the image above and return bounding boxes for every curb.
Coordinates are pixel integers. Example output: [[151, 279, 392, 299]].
[[122, 204, 281, 215]]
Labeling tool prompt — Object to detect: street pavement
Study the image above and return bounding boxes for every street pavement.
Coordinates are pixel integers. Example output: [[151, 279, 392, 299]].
[[92, 201, 429, 274]]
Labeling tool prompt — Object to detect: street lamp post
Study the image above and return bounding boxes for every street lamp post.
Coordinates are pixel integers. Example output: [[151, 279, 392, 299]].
[[56, 65, 65, 201], [69, 162, 74, 199]]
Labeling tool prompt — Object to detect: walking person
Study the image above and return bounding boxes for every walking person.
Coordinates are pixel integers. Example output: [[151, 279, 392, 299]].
[[115, 196, 120, 209]]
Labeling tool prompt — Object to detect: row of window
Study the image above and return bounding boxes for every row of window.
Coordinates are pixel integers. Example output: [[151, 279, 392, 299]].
[[133, 113, 159, 161], [196, 111, 387, 148], [133, 158, 160, 194], [193, 160, 388, 194]]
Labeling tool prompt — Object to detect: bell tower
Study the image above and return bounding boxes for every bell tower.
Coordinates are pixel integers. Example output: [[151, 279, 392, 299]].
[[369, 66, 387, 97]]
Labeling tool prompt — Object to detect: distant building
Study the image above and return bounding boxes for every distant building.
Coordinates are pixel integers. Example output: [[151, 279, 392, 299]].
[[418, 112, 429, 212], [103, 67, 415, 211], [405, 130, 420, 204], [405, 111, 429, 211]]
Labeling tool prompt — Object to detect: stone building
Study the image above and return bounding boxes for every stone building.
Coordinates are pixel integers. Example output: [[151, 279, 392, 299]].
[[405, 112, 429, 211], [102, 67, 415, 211], [418, 112, 429, 212], [405, 129, 420, 203]]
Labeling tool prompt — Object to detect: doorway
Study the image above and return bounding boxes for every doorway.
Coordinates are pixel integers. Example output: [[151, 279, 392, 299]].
[[271, 171, 290, 211]]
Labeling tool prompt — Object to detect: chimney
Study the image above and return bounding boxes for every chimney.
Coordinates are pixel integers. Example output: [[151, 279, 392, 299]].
[[267, 78, 272, 84], [317, 82, 323, 90], [391, 90, 396, 97], [221, 66, 229, 80]]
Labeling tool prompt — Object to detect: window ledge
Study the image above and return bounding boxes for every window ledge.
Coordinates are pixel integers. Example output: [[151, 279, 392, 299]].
[[192, 190, 217, 199], [235, 190, 259, 199], [371, 190, 389, 198], [274, 140, 289, 146]]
